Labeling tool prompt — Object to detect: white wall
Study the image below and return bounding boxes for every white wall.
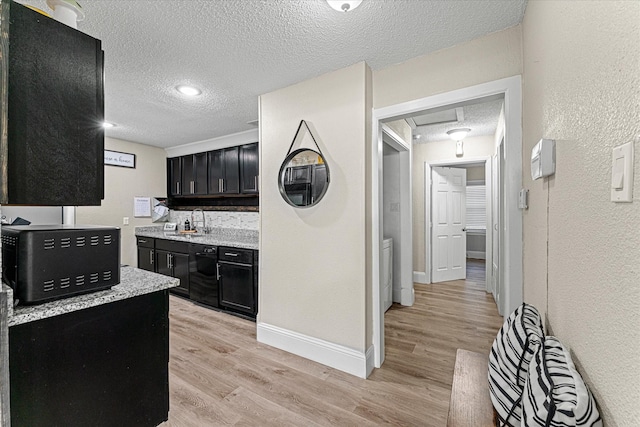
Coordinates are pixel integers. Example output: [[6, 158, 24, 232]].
[[76, 137, 167, 266], [522, 1, 640, 425], [258, 63, 372, 376]]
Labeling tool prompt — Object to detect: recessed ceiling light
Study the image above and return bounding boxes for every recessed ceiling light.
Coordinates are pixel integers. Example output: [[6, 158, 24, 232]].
[[176, 85, 202, 96], [102, 121, 115, 128]]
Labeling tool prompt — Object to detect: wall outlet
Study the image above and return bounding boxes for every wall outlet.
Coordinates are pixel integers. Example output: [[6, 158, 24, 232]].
[[123, 217, 129, 226]]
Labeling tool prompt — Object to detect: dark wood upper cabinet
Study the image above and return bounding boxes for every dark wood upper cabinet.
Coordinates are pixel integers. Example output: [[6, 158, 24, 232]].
[[182, 152, 208, 195], [167, 157, 182, 196], [208, 147, 240, 195], [1, 0, 105, 205], [240, 143, 259, 194]]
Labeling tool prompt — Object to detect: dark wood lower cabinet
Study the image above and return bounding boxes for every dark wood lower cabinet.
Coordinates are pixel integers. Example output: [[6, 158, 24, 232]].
[[219, 260, 255, 315], [9, 291, 169, 427]]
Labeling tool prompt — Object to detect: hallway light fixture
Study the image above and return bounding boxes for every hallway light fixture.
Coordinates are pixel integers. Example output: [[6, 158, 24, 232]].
[[447, 128, 470, 157], [327, 0, 363, 12]]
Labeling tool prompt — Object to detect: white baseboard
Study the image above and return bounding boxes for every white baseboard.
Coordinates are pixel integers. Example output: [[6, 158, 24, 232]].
[[413, 271, 428, 284], [257, 322, 373, 379], [467, 251, 486, 260]]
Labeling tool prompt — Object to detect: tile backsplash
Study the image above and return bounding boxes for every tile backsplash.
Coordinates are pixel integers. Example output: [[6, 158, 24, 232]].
[[169, 210, 259, 231]]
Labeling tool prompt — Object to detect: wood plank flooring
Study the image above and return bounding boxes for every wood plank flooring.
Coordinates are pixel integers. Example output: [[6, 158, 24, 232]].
[[160, 259, 503, 426]]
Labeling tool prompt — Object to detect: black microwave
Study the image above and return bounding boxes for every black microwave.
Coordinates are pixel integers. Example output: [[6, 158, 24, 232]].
[[2, 225, 121, 305]]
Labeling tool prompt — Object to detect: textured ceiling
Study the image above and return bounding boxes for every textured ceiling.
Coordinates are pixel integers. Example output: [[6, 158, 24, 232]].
[[411, 97, 505, 144], [19, 0, 527, 148]]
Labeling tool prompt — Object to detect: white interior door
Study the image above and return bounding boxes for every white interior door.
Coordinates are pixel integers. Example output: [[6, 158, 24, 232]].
[[431, 166, 467, 283]]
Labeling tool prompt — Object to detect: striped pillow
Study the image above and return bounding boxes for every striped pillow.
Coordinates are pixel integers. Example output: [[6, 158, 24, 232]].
[[488, 303, 544, 426], [522, 336, 603, 426]]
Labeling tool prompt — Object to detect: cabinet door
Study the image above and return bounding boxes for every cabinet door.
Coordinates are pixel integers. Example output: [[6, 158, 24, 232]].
[[223, 146, 240, 194], [208, 150, 224, 195], [219, 261, 255, 315], [4, 2, 104, 206], [208, 147, 240, 195], [155, 250, 172, 277], [137, 247, 155, 272], [167, 157, 182, 196], [181, 155, 195, 195], [240, 143, 259, 194], [193, 152, 208, 195]]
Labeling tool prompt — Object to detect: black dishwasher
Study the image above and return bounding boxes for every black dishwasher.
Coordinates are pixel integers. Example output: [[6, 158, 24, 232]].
[[189, 244, 219, 308], [218, 246, 257, 318]]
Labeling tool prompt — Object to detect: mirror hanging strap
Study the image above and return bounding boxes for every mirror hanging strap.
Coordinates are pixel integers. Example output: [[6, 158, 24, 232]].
[[286, 120, 325, 158]]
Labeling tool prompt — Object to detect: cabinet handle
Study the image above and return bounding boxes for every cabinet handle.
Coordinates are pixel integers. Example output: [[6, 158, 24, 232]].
[[224, 252, 238, 257], [150, 250, 154, 265], [190, 181, 195, 194], [254, 176, 258, 191], [167, 253, 172, 269], [139, 239, 147, 243], [176, 181, 180, 194], [216, 263, 220, 280]]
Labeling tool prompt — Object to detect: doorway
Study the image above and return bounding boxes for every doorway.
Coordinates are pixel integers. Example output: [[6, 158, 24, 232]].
[[426, 160, 492, 285], [371, 76, 523, 369]]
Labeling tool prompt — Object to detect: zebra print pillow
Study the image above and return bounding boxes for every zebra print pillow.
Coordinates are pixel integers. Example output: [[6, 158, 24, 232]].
[[488, 303, 544, 426], [522, 336, 603, 426]]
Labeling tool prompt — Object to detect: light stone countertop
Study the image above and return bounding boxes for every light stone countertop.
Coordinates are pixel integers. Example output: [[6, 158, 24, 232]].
[[135, 225, 259, 250], [7, 267, 179, 327]]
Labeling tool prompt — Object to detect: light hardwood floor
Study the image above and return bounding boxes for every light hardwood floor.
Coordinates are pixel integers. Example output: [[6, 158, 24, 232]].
[[160, 259, 503, 426]]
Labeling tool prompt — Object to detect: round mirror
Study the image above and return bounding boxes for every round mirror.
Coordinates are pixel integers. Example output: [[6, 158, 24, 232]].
[[278, 148, 330, 208]]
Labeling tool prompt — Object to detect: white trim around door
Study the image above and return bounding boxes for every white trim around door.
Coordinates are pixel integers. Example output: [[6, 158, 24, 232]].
[[370, 75, 523, 370]]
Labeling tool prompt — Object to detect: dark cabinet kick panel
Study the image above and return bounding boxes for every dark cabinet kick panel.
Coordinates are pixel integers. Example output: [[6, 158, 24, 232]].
[[2, 0, 104, 205]]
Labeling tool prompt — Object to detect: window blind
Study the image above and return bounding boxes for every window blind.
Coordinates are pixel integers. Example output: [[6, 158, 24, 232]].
[[466, 185, 486, 229]]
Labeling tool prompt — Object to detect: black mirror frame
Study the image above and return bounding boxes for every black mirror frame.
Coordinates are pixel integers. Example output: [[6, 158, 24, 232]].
[[278, 148, 330, 208]]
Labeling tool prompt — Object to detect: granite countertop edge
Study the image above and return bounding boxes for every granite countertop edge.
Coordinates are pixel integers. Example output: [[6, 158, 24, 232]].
[[7, 266, 179, 327], [135, 226, 259, 250]]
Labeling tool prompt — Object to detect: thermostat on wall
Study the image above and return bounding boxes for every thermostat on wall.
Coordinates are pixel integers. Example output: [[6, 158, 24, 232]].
[[531, 138, 556, 180]]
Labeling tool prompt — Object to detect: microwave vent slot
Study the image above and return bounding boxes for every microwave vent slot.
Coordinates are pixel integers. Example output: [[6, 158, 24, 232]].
[[1, 235, 16, 247], [43, 280, 54, 292], [60, 237, 71, 248], [60, 277, 70, 288], [103, 271, 112, 281], [90, 235, 100, 246], [44, 238, 55, 250], [76, 236, 86, 247], [76, 275, 85, 286], [89, 273, 99, 284], [103, 235, 113, 245]]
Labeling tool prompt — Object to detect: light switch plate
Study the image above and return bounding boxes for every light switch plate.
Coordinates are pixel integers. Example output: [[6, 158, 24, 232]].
[[611, 142, 634, 202]]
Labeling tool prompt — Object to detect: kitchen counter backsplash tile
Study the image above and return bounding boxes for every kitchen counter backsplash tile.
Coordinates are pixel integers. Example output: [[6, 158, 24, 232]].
[[135, 225, 258, 250], [169, 210, 259, 231], [6, 267, 179, 327]]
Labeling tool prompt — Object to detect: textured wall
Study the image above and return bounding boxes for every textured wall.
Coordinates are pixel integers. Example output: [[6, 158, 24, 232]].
[[522, 1, 640, 425], [259, 63, 369, 350], [373, 26, 522, 110], [76, 137, 167, 266], [412, 136, 495, 273]]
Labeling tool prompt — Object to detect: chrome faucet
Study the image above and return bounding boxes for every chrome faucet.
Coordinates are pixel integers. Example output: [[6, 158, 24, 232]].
[[191, 209, 207, 233]]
